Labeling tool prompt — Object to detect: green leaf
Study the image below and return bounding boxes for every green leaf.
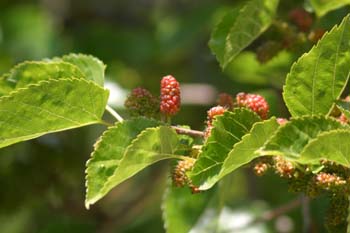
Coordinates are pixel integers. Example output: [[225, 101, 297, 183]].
[[85, 118, 159, 207], [174, 125, 194, 155], [259, 116, 345, 159], [337, 100, 350, 119], [216, 118, 279, 186], [189, 109, 260, 190], [299, 129, 350, 166], [209, 8, 240, 67], [310, 0, 350, 17], [283, 14, 350, 117], [0, 78, 109, 149], [0, 54, 106, 94], [58, 53, 106, 86], [209, 0, 279, 69], [0, 61, 85, 96], [162, 181, 214, 233], [86, 125, 180, 208]]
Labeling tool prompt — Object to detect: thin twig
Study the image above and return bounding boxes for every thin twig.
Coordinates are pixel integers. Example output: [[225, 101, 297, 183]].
[[106, 105, 124, 122], [171, 126, 205, 137]]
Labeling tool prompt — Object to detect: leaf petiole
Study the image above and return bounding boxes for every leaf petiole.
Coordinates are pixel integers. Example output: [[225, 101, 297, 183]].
[[100, 120, 113, 127], [106, 105, 124, 122]]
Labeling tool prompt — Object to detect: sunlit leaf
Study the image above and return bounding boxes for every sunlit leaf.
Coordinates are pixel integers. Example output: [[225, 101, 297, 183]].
[[209, 8, 240, 67], [189, 109, 260, 190], [283, 14, 350, 117], [85, 118, 160, 207], [86, 125, 181, 208], [259, 116, 345, 159], [299, 129, 350, 166], [0, 61, 84, 96], [310, 0, 350, 17], [217, 118, 279, 185], [209, 0, 279, 69], [58, 53, 106, 86], [0, 78, 109, 149]]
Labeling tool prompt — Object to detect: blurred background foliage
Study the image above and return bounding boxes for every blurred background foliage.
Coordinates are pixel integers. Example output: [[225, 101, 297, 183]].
[[0, 0, 349, 232]]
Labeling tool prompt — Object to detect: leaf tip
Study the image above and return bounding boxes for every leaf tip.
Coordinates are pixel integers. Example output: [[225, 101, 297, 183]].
[[85, 201, 91, 210]]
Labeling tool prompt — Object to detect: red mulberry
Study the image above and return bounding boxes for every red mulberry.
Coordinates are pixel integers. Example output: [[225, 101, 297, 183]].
[[236, 92, 269, 119], [204, 106, 226, 138], [160, 75, 181, 116]]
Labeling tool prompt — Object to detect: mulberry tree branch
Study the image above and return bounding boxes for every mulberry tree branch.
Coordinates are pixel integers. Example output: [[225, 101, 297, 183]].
[[171, 126, 205, 138]]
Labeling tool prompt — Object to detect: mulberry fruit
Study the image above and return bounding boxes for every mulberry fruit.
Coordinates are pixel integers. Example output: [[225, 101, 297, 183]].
[[160, 75, 181, 116], [204, 106, 226, 138], [172, 157, 200, 193], [236, 92, 269, 119], [124, 87, 159, 118]]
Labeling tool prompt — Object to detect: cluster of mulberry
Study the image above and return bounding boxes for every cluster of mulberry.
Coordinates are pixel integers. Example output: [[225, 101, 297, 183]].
[[124, 75, 181, 120], [273, 156, 295, 178], [124, 87, 159, 118], [252, 156, 295, 178], [236, 92, 269, 119], [160, 75, 181, 116], [204, 106, 226, 138], [253, 162, 269, 176], [171, 157, 200, 193], [204, 92, 270, 138], [315, 173, 346, 190]]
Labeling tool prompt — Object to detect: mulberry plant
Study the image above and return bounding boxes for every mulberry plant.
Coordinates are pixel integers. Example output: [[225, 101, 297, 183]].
[[1, 1, 350, 233]]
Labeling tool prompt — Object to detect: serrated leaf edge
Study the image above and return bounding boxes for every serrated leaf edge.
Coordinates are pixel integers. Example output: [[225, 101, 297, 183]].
[[199, 117, 278, 190], [0, 77, 108, 102], [282, 14, 350, 117], [208, 8, 239, 67], [0, 78, 109, 148], [0, 60, 85, 82], [219, 118, 277, 176], [85, 125, 181, 208], [222, 0, 278, 68], [190, 108, 260, 180], [222, 2, 250, 68], [84, 117, 159, 208], [257, 115, 346, 157], [102, 126, 181, 187], [85, 121, 122, 209], [60, 53, 107, 73], [298, 129, 350, 165]]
